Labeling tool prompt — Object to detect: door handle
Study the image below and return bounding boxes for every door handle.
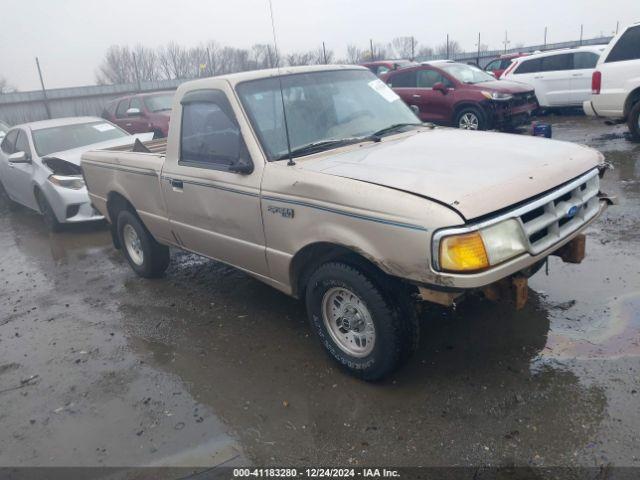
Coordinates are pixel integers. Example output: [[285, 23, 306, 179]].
[[169, 178, 183, 191], [572, 73, 584, 77], [534, 76, 544, 79], [412, 94, 422, 98], [125, 123, 132, 127]]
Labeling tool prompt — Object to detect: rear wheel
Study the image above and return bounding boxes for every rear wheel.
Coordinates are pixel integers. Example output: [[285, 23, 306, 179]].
[[628, 101, 640, 142], [35, 189, 63, 232], [116, 210, 170, 278], [455, 107, 486, 131], [305, 262, 419, 381]]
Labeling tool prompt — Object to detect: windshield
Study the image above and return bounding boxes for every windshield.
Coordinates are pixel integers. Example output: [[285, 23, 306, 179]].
[[237, 69, 420, 160], [441, 63, 495, 84], [32, 121, 129, 156], [144, 94, 173, 112]]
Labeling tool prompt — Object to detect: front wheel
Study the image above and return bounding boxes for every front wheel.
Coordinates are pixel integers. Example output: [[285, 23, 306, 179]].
[[35, 189, 63, 232], [116, 210, 170, 278], [455, 107, 486, 131], [628, 101, 640, 142], [305, 262, 419, 381]]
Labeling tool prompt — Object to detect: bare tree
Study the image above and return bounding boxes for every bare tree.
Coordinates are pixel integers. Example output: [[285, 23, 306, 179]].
[[96, 45, 135, 84], [0, 76, 16, 94], [417, 46, 434, 59], [286, 51, 315, 66], [435, 39, 462, 57], [390, 36, 417, 59], [313, 45, 334, 64], [252, 44, 279, 69], [345, 45, 364, 64], [158, 42, 192, 79]]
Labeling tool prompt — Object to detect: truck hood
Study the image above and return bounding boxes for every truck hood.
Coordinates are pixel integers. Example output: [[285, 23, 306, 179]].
[[42, 133, 153, 166], [298, 129, 602, 220]]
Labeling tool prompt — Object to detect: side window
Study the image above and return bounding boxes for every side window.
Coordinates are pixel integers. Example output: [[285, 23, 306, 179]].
[[417, 69, 449, 88], [541, 54, 573, 72], [501, 59, 514, 69], [606, 26, 640, 63], [115, 99, 130, 118], [180, 92, 245, 169], [514, 58, 541, 74], [387, 70, 416, 88], [1, 130, 18, 154], [573, 52, 600, 69], [485, 59, 501, 71], [14, 130, 32, 157], [129, 97, 143, 113]]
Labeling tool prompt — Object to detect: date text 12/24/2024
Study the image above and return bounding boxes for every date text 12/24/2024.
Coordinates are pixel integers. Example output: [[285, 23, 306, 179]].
[[233, 468, 400, 478]]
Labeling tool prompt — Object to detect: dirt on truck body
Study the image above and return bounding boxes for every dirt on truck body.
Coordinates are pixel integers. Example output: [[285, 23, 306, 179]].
[[81, 65, 612, 380]]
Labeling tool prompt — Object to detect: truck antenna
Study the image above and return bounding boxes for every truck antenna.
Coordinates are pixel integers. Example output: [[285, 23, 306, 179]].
[[268, 0, 295, 166]]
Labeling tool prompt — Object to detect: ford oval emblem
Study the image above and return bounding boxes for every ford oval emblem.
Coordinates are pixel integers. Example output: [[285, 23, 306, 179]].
[[566, 206, 579, 218]]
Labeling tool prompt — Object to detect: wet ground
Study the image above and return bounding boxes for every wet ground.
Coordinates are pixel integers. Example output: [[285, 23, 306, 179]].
[[0, 116, 639, 470]]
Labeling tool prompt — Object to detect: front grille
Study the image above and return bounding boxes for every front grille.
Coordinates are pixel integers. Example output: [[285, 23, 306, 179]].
[[519, 170, 600, 255], [511, 92, 537, 107]]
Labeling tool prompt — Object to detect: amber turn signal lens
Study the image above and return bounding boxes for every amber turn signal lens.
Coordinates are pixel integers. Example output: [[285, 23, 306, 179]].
[[439, 231, 489, 272]]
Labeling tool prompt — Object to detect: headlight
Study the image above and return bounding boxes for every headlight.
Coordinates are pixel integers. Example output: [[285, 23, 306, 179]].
[[481, 91, 513, 101], [438, 219, 527, 272], [48, 174, 85, 190]]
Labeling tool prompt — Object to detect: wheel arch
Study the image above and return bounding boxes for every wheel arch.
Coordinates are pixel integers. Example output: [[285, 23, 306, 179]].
[[452, 101, 487, 125], [106, 190, 139, 249], [623, 87, 640, 117], [289, 241, 404, 299]]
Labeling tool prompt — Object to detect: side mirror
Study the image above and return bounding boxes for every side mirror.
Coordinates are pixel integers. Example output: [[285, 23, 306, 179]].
[[488, 71, 497, 78], [228, 161, 254, 174], [8, 151, 31, 164], [410, 105, 420, 115], [126, 107, 141, 117], [433, 82, 448, 94]]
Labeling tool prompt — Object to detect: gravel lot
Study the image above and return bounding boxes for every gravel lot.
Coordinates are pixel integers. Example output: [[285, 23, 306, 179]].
[[0, 115, 638, 470]]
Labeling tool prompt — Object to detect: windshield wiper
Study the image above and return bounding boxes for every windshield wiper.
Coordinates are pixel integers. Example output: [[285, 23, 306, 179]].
[[370, 122, 422, 138], [274, 137, 371, 161]]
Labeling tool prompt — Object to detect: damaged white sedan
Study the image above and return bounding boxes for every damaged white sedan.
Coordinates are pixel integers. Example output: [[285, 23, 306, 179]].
[[0, 117, 152, 230]]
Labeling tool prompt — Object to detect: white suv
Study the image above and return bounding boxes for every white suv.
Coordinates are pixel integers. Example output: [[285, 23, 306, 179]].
[[501, 46, 606, 108], [583, 23, 640, 140]]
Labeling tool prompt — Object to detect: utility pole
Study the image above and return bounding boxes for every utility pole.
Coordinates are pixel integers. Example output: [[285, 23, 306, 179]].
[[544, 26, 548, 49], [411, 36, 415, 61], [370, 39, 375, 61], [476, 32, 481, 66], [132, 52, 142, 91], [35, 57, 51, 120], [502, 30, 510, 54], [446, 33, 449, 59], [322, 41, 327, 64], [616, 21, 619, 34], [580, 24, 584, 45]]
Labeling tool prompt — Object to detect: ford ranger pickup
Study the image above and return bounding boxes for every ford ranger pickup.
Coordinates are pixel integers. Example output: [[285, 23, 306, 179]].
[[81, 65, 612, 380]]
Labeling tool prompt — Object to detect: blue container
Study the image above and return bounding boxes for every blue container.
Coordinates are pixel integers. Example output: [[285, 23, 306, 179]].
[[532, 122, 552, 138]]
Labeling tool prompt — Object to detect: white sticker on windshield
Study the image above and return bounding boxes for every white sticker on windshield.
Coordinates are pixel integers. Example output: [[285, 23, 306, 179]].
[[93, 123, 116, 132], [368, 79, 400, 103]]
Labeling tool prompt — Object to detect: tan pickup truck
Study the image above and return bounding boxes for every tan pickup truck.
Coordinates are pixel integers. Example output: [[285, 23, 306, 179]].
[[82, 65, 612, 380]]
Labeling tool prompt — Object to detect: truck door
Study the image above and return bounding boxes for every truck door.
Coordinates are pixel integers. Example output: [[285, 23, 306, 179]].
[[3, 130, 37, 209], [160, 88, 269, 277]]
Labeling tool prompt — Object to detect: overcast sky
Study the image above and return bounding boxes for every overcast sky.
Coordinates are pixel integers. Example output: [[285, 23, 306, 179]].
[[0, 0, 636, 91]]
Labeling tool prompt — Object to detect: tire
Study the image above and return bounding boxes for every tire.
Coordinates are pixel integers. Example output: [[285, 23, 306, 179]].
[[305, 262, 419, 381], [152, 129, 164, 140], [35, 189, 63, 232], [627, 101, 640, 142], [455, 106, 487, 131], [116, 209, 170, 278]]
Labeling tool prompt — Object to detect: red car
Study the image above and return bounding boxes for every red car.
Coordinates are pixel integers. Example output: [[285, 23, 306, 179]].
[[102, 91, 174, 138], [484, 53, 530, 78], [382, 61, 538, 130], [361, 60, 415, 77]]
